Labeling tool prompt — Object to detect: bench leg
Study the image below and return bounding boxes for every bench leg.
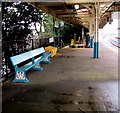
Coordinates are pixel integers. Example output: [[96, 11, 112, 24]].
[[31, 63, 43, 71], [41, 57, 51, 64], [12, 71, 29, 83]]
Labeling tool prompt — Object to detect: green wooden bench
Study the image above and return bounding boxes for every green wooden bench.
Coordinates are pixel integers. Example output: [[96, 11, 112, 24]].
[[10, 47, 52, 83]]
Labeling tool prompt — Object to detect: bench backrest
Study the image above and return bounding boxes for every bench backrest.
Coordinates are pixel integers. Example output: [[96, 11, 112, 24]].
[[10, 47, 45, 66]]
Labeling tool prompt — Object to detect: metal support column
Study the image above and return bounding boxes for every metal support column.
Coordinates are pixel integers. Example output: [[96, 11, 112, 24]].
[[90, 37, 93, 48], [89, 20, 94, 48], [58, 24, 60, 48], [93, 1, 99, 58], [82, 27, 84, 41], [53, 17, 56, 47]]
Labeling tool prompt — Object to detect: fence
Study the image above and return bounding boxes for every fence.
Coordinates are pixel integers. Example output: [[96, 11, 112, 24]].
[[1, 37, 68, 81]]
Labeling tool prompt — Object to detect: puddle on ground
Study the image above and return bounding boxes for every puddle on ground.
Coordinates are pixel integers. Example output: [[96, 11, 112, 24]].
[[57, 93, 73, 96], [52, 99, 73, 105], [3, 82, 119, 112]]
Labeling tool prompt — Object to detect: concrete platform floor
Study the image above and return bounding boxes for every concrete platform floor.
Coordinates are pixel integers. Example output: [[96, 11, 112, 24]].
[[2, 43, 119, 112]]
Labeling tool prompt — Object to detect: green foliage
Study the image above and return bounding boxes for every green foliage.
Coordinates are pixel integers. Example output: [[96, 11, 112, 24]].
[[2, 2, 80, 41], [2, 2, 43, 41], [42, 14, 54, 37], [60, 22, 78, 37], [2, 2, 84, 43]]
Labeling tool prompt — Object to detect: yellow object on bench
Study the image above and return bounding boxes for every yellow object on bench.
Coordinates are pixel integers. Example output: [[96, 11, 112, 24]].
[[70, 39, 75, 46], [45, 46, 58, 57]]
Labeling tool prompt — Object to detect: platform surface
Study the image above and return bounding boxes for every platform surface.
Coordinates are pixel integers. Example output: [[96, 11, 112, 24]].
[[2, 42, 119, 112]]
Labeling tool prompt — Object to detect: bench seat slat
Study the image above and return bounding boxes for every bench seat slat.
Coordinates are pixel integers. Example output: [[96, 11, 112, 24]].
[[17, 62, 33, 71], [41, 53, 51, 59], [17, 53, 51, 71], [11, 47, 45, 66]]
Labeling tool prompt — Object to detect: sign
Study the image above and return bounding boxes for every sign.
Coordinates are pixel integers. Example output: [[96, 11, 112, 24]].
[[16, 71, 25, 79], [49, 38, 54, 43]]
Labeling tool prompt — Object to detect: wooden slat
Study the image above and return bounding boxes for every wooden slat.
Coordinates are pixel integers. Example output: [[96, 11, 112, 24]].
[[10, 47, 45, 66]]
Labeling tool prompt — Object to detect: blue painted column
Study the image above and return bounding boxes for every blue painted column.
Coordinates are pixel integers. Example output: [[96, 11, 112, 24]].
[[93, 1, 99, 58], [90, 36, 93, 48], [93, 42, 99, 58]]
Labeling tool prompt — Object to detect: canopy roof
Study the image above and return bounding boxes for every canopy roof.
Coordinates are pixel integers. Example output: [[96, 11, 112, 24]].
[[30, 1, 120, 29]]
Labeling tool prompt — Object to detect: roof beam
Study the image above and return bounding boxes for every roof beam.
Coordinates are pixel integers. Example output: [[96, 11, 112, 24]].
[[59, 13, 90, 17], [66, 0, 117, 3], [30, 1, 119, 29], [30, 2, 84, 26]]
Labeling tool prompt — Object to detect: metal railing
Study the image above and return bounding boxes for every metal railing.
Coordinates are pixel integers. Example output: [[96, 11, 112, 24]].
[[1, 36, 69, 82], [2, 38, 50, 81]]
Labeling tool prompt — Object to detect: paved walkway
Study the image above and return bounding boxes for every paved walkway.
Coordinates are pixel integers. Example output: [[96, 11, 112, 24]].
[[2, 42, 119, 112]]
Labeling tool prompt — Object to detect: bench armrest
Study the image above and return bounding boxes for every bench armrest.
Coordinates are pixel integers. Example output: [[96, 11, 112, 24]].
[[42, 51, 52, 55]]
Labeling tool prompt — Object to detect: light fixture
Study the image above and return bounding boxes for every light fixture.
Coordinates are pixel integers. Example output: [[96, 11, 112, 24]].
[[100, 4, 105, 7], [74, 4, 79, 9], [82, 22, 86, 24]]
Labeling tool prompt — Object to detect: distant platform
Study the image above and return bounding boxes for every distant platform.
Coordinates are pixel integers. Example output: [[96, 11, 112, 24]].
[[70, 44, 86, 48]]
